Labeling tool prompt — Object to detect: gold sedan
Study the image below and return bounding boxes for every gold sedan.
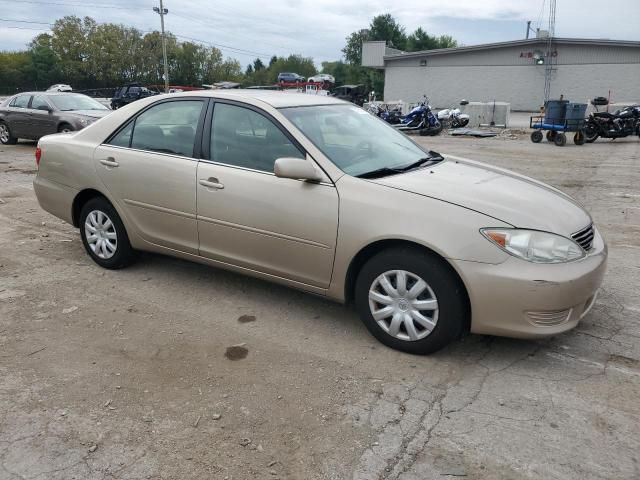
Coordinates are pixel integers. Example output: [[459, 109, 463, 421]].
[[33, 91, 607, 354]]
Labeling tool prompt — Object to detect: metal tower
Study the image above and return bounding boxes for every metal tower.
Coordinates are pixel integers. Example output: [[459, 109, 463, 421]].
[[543, 0, 557, 103]]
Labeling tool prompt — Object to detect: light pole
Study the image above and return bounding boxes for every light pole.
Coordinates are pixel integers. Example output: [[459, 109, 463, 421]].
[[153, 0, 169, 93]]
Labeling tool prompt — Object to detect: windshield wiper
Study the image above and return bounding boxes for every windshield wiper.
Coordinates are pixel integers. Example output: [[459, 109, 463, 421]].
[[356, 167, 403, 179], [395, 151, 444, 172], [356, 151, 444, 179]]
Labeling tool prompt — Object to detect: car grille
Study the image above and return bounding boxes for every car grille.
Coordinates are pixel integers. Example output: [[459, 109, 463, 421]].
[[571, 224, 595, 251]]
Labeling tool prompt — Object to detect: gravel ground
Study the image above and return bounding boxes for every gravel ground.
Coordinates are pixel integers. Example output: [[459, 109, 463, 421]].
[[1, 130, 639, 480]]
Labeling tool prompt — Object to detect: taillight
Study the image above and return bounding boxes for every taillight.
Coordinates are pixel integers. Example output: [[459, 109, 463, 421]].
[[35, 146, 42, 168]]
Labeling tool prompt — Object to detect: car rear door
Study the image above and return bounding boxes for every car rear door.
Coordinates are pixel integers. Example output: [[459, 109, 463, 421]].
[[196, 100, 339, 288], [94, 98, 207, 254], [6, 95, 32, 137]]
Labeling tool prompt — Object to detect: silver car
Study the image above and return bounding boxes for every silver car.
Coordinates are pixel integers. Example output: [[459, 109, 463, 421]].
[[0, 92, 110, 144], [32, 91, 607, 354]]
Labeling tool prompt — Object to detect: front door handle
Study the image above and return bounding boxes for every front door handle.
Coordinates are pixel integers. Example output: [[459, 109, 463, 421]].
[[99, 157, 119, 168], [199, 178, 224, 190]]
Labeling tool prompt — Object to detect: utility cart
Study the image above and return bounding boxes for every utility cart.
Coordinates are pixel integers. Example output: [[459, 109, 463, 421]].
[[530, 100, 588, 146]]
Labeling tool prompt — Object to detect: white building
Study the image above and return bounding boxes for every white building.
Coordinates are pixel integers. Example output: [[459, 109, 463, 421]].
[[362, 38, 640, 111]]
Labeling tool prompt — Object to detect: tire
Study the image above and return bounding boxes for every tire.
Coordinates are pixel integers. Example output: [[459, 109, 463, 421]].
[[554, 132, 567, 146], [531, 130, 543, 143], [354, 247, 468, 355], [546, 131, 556, 142], [457, 118, 469, 127], [0, 121, 18, 145], [585, 124, 599, 143], [79, 197, 137, 269], [58, 123, 74, 133], [574, 130, 585, 145]]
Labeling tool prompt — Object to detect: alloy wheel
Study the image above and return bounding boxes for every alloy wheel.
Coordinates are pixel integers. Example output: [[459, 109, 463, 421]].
[[84, 210, 117, 259], [0, 124, 9, 143], [368, 270, 439, 342]]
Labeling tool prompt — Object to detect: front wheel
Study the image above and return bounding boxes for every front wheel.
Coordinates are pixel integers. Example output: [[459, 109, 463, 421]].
[[0, 122, 18, 145], [354, 247, 468, 354], [58, 123, 74, 133], [531, 130, 543, 143], [585, 124, 599, 143], [79, 197, 137, 269]]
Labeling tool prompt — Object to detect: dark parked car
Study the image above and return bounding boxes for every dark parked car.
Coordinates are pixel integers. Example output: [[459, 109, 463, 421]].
[[0, 92, 111, 144], [111, 83, 158, 109], [331, 84, 367, 106], [277, 72, 305, 83]]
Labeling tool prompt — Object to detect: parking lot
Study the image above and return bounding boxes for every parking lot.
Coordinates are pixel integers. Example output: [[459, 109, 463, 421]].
[[1, 131, 639, 479]]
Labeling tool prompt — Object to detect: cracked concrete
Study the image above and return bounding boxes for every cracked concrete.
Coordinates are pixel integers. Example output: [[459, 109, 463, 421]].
[[1, 130, 639, 479]]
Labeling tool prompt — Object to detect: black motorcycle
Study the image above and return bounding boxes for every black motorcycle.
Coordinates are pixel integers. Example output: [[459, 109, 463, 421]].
[[584, 104, 640, 142]]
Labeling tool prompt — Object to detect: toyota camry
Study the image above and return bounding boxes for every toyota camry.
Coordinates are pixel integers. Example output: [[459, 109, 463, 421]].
[[33, 91, 607, 354]]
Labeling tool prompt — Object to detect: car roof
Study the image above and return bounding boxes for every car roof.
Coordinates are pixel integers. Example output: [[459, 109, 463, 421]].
[[12, 91, 84, 96], [170, 89, 347, 108]]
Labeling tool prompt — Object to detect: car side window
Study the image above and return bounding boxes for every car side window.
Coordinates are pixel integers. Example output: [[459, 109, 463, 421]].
[[211, 103, 303, 173], [125, 100, 203, 157], [108, 122, 134, 148], [11, 95, 31, 109], [31, 96, 50, 111]]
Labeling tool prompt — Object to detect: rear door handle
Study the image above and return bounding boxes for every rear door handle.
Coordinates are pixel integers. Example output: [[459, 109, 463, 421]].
[[199, 178, 224, 190], [99, 157, 119, 168]]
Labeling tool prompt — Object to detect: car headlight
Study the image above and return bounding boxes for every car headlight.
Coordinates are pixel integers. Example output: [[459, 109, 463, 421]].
[[78, 118, 92, 126], [481, 228, 585, 263]]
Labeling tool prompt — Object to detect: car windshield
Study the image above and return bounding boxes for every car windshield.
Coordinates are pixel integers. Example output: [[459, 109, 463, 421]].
[[50, 94, 108, 111], [281, 104, 438, 177]]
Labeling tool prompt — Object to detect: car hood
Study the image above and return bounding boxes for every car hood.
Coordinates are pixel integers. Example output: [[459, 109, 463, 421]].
[[69, 110, 111, 119], [369, 155, 592, 236]]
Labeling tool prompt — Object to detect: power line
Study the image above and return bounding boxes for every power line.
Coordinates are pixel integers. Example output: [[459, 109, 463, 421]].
[[170, 11, 291, 53], [173, 33, 273, 59], [0, 25, 51, 31], [0, 0, 146, 9], [0, 18, 52, 25]]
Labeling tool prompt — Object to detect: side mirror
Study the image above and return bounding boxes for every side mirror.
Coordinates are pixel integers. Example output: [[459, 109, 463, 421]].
[[274, 157, 322, 182]]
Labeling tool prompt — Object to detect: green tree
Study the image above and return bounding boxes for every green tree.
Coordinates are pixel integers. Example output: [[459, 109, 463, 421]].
[[369, 14, 406, 50], [267, 54, 316, 83], [406, 27, 458, 51], [253, 58, 265, 71], [343, 29, 369, 65], [27, 34, 61, 89], [50, 16, 97, 87]]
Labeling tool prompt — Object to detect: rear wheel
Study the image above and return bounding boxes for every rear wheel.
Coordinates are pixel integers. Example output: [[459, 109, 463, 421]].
[[554, 132, 567, 146], [574, 130, 585, 145], [546, 130, 557, 142], [354, 247, 468, 354], [0, 122, 18, 145], [79, 197, 137, 269], [531, 130, 543, 143]]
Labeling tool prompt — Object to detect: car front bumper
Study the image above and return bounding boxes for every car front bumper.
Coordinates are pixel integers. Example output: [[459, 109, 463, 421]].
[[452, 229, 608, 339]]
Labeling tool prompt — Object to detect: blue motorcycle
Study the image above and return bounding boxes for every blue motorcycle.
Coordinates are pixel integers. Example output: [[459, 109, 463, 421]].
[[368, 96, 443, 135]]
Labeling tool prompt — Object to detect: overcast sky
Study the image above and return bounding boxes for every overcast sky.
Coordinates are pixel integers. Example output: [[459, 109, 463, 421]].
[[2, 0, 639, 66]]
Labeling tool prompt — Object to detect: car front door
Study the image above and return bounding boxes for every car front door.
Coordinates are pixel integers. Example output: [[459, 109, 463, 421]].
[[6, 95, 32, 137], [28, 95, 57, 138], [94, 98, 207, 254], [196, 101, 339, 289]]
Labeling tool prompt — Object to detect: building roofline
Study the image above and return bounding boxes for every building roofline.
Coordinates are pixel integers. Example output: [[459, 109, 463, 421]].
[[383, 37, 640, 61]]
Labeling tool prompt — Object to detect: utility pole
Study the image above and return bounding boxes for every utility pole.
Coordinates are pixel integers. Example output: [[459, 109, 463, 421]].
[[526, 20, 531, 39], [153, 0, 169, 92]]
